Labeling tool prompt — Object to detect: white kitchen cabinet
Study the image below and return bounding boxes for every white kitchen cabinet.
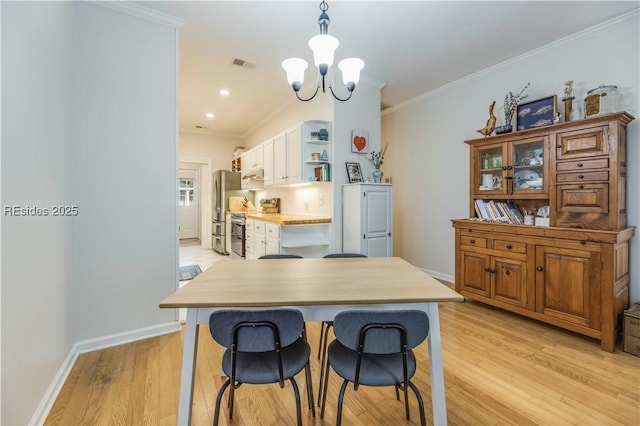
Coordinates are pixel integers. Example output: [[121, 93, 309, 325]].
[[343, 184, 393, 257], [263, 138, 274, 186], [245, 219, 255, 259], [274, 126, 302, 185], [253, 220, 267, 258], [265, 222, 280, 255]]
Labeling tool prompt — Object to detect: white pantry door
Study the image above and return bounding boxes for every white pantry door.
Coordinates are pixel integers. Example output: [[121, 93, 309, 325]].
[[178, 169, 199, 239]]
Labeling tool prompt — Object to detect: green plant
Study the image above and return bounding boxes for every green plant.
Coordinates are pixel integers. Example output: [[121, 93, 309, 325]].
[[365, 143, 388, 168], [503, 83, 530, 125]]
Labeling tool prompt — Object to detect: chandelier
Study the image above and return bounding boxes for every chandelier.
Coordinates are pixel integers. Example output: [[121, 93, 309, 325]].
[[281, 1, 365, 102]]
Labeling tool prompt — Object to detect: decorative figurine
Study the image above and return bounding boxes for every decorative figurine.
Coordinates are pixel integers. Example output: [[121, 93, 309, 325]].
[[477, 100, 497, 137], [553, 112, 561, 123], [562, 80, 575, 122], [563, 80, 574, 99]]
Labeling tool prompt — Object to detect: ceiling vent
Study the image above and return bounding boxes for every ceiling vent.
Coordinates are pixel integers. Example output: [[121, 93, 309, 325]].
[[232, 58, 256, 69]]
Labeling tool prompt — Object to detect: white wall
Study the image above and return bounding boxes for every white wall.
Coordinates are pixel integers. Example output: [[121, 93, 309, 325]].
[[1, 3, 74, 423], [179, 131, 243, 172], [1, 2, 180, 424], [382, 12, 640, 296]]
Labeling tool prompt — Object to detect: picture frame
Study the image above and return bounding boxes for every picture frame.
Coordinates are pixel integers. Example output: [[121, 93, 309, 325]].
[[516, 95, 557, 131], [351, 129, 368, 153], [345, 162, 363, 183]]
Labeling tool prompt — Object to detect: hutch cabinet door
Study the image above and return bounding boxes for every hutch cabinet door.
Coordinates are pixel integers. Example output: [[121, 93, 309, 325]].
[[491, 256, 528, 308], [459, 251, 491, 297], [535, 245, 601, 329], [556, 125, 609, 160]]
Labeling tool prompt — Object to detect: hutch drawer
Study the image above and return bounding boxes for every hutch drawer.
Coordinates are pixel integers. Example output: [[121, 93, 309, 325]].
[[556, 170, 609, 182]]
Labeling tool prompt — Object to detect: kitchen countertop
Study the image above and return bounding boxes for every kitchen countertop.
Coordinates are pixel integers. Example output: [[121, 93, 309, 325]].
[[245, 212, 332, 225]]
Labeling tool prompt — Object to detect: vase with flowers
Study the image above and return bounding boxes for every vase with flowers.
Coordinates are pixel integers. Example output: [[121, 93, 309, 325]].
[[496, 82, 530, 134], [365, 143, 388, 183]]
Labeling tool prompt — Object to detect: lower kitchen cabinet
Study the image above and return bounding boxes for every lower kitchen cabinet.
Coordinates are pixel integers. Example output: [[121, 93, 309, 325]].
[[453, 220, 633, 352]]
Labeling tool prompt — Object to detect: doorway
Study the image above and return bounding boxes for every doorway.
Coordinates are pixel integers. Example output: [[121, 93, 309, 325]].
[[178, 168, 200, 240]]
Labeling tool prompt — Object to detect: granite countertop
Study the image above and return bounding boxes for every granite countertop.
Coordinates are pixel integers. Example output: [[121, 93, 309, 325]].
[[245, 212, 332, 225]]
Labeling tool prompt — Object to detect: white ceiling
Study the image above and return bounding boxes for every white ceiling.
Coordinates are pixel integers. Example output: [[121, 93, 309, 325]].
[[138, 1, 639, 138]]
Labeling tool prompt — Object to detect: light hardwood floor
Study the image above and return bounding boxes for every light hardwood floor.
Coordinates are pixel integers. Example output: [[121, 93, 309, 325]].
[[45, 243, 640, 425]]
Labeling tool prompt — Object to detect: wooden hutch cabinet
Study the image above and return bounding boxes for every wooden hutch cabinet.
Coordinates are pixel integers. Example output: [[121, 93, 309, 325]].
[[452, 112, 634, 352]]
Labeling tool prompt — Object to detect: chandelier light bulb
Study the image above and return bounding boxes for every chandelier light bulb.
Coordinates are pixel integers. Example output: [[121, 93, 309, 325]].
[[308, 34, 339, 73], [282, 58, 309, 90], [338, 57, 365, 88]]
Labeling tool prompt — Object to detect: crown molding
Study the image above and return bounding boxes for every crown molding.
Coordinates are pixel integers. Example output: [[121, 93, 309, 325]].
[[383, 8, 640, 117], [91, 1, 184, 28]]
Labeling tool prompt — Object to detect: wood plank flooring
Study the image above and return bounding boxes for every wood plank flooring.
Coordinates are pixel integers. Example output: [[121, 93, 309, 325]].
[[46, 242, 639, 425], [45, 301, 640, 425]]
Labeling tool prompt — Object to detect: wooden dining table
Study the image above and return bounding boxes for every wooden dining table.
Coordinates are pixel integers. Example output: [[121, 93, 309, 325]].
[[160, 256, 463, 425]]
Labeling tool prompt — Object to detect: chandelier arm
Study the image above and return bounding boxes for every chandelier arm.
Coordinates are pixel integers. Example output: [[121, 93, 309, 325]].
[[328, 84, 353, 102], [295, 84, 321, 102]]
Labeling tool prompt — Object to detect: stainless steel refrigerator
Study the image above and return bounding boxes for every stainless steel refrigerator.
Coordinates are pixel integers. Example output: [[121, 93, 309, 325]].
[[211, 170, 244, 254]]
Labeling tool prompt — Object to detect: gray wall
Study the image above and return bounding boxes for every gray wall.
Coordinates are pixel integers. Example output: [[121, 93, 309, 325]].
[[382, 11, 640, 296], [1, 2, 179, 424]]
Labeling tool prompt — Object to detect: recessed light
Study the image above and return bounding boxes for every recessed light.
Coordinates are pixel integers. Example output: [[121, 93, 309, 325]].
[[219, 89, 230, 96], [206, 113, 215, 119]]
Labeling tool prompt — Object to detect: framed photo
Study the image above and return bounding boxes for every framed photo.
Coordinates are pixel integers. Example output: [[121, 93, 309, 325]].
[[516, 95, 557, 131], [351, 129, 368, 153], [345, 162, 363, 183]]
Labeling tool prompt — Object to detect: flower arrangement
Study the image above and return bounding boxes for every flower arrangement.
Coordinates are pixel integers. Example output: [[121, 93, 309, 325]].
[[365, 143, 388, 169], [503, 82, 530, 125]]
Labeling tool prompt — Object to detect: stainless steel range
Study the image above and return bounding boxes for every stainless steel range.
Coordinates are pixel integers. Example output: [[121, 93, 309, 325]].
[[229, 214, 246, 258]]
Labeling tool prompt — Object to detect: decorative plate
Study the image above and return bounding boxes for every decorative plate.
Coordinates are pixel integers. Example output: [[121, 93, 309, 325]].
[[514, 169, 540, 188]]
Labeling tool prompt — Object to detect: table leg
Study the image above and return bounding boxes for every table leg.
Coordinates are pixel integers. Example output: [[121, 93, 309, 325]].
[[426, 302, 447, 425], [178, 308, 199, 426]]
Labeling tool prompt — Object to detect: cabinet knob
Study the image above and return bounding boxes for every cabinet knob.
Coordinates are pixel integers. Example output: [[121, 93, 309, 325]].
[[536, 266, 543, 272], [557, 144, 562, 148], [484, 267, 491, 273], [577, 163, 584, 167], [470, 239, 476, 244], [506, 244, 512, 249], [578, 175, 584, 179], [502, 166, 507, 171], [507, 165, 513, 170], [490, 269, 496, 274], [578, 185, 584, 189], [580, 240, 586, 245], [505, 270, 511, 276]]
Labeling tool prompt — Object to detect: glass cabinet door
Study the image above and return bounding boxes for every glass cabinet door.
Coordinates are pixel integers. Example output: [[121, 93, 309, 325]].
[[510, 137, 546, 193], [477, 145, 504, 192]]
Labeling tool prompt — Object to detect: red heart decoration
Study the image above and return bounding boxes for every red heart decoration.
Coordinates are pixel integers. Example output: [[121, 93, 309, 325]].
[[353, 136, 366, 152]]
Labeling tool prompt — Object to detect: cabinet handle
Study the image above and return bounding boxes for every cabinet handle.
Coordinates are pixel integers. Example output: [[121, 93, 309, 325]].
[[490, 269, 496, 274], [536, 266, 543, 272], [580, 240, 586, 245], [578, 175, 584, 179], [484, 267, 491, 273], [507, 165, 513, 170], [578, 184, 584, 189], [501, 166, 507, 171], [506, 244, 512, 249], [557, 144, 562, 148], [505, 270, 511, 276], [470, 239, 476, 244], [577, 163, 584, 167]]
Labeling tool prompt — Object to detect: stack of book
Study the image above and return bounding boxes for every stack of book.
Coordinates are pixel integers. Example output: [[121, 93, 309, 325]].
[[314, 163, 331, 182], [474, 199, 524, 224]]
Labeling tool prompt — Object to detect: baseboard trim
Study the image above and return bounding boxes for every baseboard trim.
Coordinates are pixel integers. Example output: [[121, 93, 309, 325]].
[[420, 268, 454, 286], [29, 321, 181, 426]]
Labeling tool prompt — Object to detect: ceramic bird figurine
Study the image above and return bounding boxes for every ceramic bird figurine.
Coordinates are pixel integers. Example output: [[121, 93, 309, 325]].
[[477, 101, 497, 137]]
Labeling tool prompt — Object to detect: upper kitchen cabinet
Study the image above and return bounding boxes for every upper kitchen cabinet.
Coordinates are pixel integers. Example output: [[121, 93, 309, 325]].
[[274, 125, 302, 185], [263, 138, 274, 186], [301, 120, 332, 183], [241, 145, 264, 190]]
